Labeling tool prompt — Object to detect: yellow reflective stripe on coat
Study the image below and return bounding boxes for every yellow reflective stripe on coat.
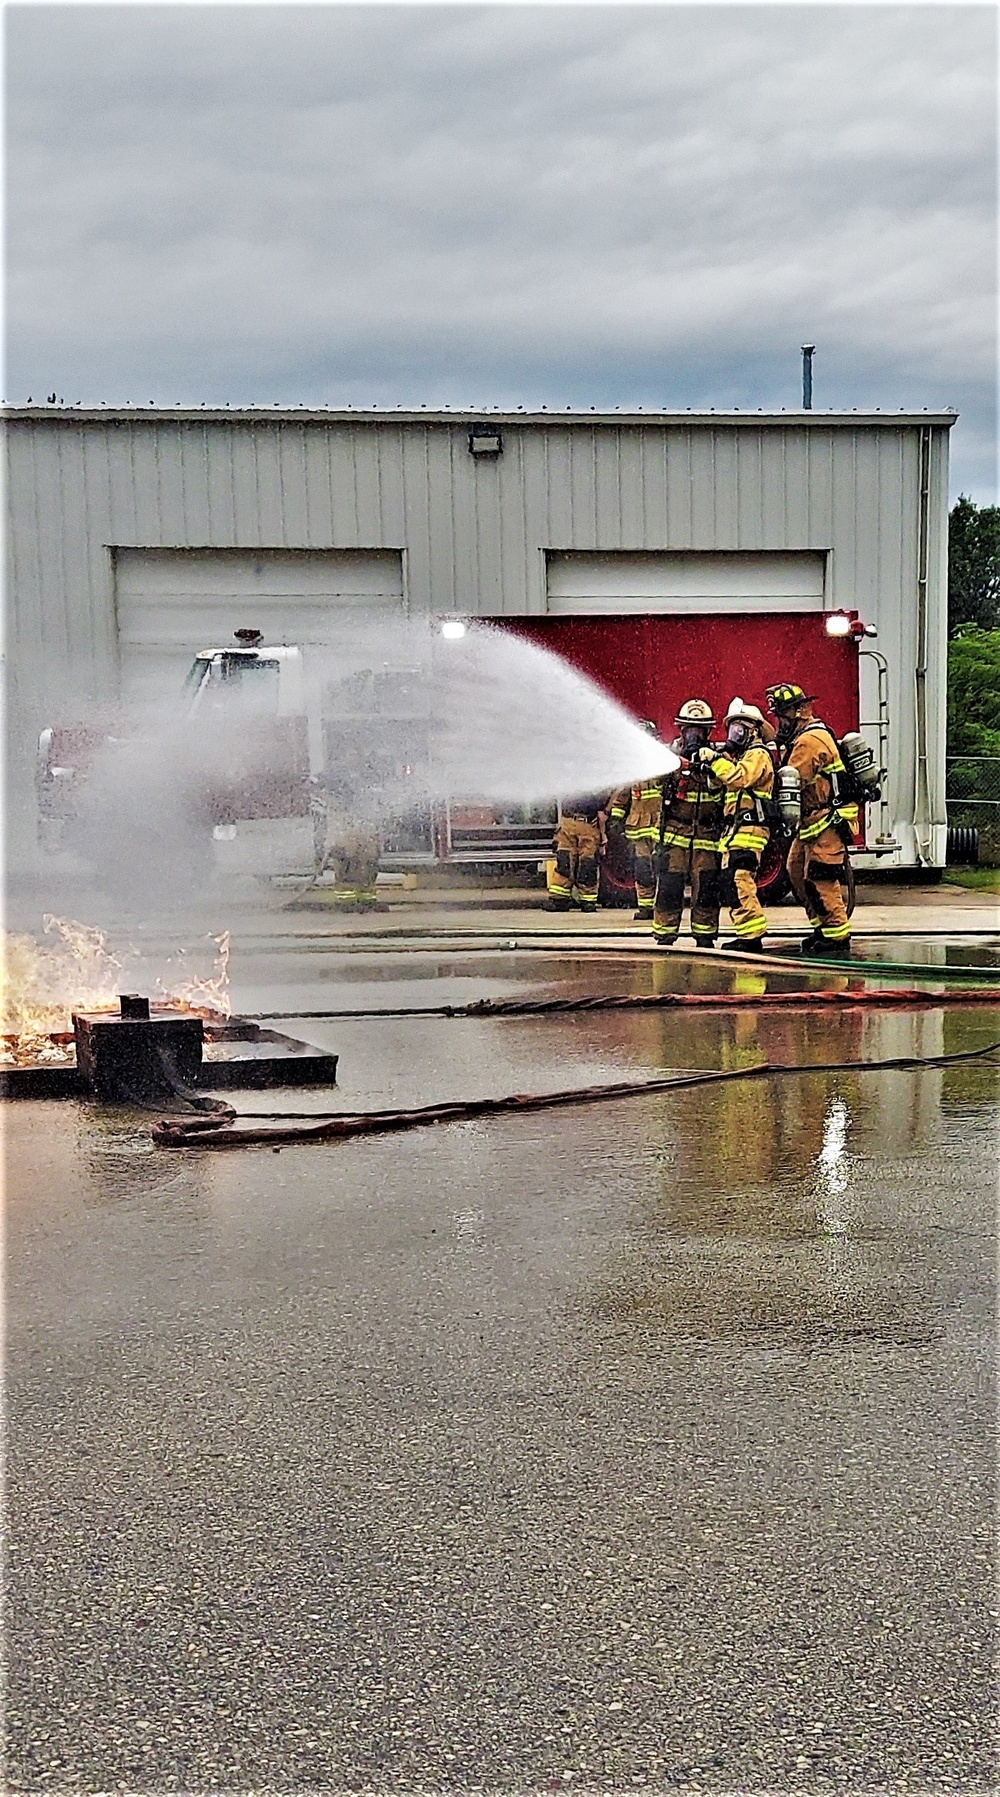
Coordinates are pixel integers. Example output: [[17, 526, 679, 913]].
[[625, 826, 662, 842], [660, 825, 723, 849], [799, 806, 857, 843], [725, 825, 768, 853], [721, 790, 771, 816]]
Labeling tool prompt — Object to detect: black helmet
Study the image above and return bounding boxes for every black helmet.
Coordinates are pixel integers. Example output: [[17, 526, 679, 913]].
[[766, 682, 815, 714]]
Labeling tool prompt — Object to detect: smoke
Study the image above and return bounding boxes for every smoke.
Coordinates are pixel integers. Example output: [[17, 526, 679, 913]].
[[27, 613, 678, 920]]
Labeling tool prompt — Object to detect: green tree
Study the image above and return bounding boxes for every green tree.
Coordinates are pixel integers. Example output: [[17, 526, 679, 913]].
[[948, 495, 1000, 635], [947, 628, 1000, 809], [947, 628, 1000, 752]]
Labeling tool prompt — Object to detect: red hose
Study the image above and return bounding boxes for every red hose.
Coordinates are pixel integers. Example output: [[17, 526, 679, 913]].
[[251, 986, 1000, 1024], [152, 1039, 1000, 1152]]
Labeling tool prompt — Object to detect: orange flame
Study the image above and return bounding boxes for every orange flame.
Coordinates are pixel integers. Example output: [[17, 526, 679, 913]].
[[1, 916, 121, 1064], [156, 932, 232, 1021], [1, 920, 233, 1065]]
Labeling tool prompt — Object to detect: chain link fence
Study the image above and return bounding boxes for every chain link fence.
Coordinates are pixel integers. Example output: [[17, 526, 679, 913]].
[[947, 756, 1000, 861]]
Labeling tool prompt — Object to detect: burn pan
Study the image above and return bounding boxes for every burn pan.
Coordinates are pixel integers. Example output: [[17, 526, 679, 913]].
[[1, 1012, 338, 1101]]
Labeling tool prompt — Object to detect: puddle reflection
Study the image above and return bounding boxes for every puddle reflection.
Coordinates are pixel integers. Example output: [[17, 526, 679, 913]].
[[589, 1004, 999, 1351]]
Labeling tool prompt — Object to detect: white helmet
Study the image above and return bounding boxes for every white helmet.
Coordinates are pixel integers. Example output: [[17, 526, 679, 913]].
[[675, 697, 715, 727], [724, 697, 764, 729]]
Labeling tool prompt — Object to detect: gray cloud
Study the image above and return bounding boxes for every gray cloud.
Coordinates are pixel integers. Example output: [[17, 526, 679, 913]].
[[5, 4, 996, 496]]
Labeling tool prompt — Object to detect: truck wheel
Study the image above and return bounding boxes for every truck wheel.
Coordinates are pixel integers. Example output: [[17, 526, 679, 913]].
[[37, 814, 66, 854], [68, 788, 214, 909], [757, 834, 791, 904], [599, 831, 637, 908]]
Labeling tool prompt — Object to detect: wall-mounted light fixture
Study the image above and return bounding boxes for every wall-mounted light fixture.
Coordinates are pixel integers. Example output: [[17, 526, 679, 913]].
[[440, 619, 467, 640], [468, 424, 503, 457], [825, 609, 877, 640]]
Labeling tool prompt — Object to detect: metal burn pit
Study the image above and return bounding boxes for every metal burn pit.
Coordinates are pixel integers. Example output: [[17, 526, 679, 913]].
[[0, 995, 338, 1101]]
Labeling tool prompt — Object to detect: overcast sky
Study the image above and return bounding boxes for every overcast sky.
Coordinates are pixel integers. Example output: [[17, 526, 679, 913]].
[[6, 3, 997, 499]]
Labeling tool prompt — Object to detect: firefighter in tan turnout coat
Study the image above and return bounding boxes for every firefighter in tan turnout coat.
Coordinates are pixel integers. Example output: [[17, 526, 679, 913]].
[[608, 721, 664, 921], [766, 682, 858, 957], [651, 699, 726, 947], [695, 698, 776, 953]]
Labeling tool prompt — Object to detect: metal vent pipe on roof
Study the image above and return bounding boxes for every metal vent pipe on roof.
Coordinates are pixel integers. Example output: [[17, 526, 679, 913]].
[[802, 345, 815, 410]]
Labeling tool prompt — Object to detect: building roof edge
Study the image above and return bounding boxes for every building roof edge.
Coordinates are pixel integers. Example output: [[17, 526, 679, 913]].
[[0, 404, 960, 429]]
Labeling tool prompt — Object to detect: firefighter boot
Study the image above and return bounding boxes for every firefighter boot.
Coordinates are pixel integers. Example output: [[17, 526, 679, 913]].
[[632, 842, 657, 921], [543, 896, 574, 912], [801, 936, 851, 959], [651, 864, 685, 947], [722, 938, 767, 954]]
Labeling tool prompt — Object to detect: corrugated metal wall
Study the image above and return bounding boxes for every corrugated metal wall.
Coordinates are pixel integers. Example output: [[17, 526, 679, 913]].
[[3, 410, 951, 862]]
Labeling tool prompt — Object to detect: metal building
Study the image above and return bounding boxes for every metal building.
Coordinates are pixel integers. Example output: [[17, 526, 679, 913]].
[[4, 404, 953, 869]]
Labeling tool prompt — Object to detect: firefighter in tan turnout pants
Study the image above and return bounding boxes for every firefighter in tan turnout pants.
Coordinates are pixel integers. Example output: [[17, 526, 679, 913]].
[[608, 722, 663, 921], [766, 682, 858, 958], [545, 791, 606, 912], [651, 699, 726, 947], [696, 699, 775, 953]]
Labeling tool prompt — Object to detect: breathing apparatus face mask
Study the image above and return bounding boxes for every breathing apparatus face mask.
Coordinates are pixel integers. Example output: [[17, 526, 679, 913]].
[[773, 710, 797, 745], [680, 724, 709, 755], [726, 719, 753, 753]]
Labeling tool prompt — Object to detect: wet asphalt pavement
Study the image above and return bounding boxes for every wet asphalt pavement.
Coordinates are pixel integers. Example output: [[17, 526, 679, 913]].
[[5, 942, 999, 1794]]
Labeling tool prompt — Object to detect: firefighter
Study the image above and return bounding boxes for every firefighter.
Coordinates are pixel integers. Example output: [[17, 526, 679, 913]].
[[316, 775, 382, 910], [545, 790, 606, 912], [694, 698, 774, 952], [765, 682, 857, 957], [651, 699, 726, 948], [607, 722, 664, 921]]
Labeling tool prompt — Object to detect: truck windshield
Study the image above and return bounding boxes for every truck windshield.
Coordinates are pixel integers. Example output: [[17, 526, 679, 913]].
[[219, 655, 281, 713], [183, 659, 211, 699]]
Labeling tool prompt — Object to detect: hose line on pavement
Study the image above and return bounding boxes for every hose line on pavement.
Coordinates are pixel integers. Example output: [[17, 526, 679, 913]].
[[255, 924, 1000, 984], [152, 1038, 1000, 1151], [248, 985, 1000, 1023]]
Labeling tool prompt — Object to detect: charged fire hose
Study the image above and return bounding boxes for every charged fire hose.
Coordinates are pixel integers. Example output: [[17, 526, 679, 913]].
[[267, 927, 1000, 983], [152, 1038, 1000, 1151], [248, 986, 1000, 1023]]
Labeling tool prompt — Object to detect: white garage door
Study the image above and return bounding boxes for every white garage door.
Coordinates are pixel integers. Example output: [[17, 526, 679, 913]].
[[115, 548, 405, 701], [546, 551, 827, 615]]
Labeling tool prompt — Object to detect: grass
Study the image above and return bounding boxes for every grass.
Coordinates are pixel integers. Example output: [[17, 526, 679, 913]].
[[943, 867, 1000, 893]]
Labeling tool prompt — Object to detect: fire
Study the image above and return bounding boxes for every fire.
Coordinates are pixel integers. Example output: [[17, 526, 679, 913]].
[[0, 920, 232, 1066], [156, 932, 232, 1021], [1, 915, 121, 1064]]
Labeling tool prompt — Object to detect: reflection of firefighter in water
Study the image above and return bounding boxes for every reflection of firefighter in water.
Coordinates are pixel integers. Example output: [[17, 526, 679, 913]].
[[607, 721, 664, 921], [651, 700, 726, 948], [652, 999, 867, 1236], [595, 996, 932, 1346]]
